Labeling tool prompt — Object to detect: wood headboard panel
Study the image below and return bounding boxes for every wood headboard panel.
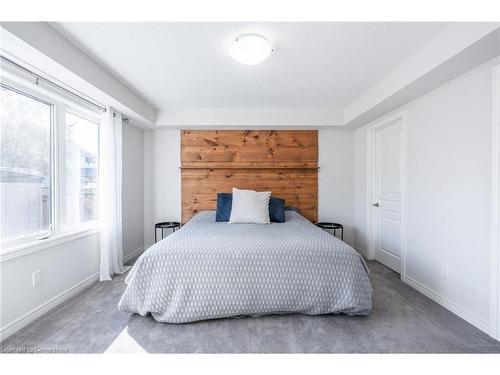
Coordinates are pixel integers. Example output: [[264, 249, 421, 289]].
[[181, 130, 318, 223]]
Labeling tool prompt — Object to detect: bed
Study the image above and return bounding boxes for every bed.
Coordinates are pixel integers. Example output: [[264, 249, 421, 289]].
[[118, 210, 373, 323]]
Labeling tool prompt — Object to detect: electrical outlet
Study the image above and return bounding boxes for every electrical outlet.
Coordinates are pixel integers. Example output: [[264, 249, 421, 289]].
[[32, 270, 42, 287], [440, 264, 449, 278]]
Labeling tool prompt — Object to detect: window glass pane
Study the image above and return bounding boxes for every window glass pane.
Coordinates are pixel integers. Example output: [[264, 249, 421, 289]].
[[64, 112, 98, 226], [1, 86, 52, 242]]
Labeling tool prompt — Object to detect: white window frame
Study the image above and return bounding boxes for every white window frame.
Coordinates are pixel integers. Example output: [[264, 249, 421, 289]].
[[0, 82, 56, 247], [1, 76, 100, 260]]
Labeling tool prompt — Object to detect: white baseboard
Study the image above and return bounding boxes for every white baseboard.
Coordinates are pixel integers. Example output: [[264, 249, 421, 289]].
[[403, 274, 490, 334], [123, 246, 144, 264], [0, 272, 99, 342]]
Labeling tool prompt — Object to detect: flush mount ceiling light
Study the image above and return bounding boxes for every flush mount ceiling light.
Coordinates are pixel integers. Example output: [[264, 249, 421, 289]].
[[229, 34, 273, 65]]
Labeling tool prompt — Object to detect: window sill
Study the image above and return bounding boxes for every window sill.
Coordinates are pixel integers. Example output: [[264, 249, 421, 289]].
[[0, 227, 99, 263]]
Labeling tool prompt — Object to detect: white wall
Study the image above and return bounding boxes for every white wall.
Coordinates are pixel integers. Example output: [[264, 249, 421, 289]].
[[143, 130, 154, 250], [318, 131, 355, 246], [122, 124, 145, 260], [156, 107, 344, 127], [0, 233, 100, 339], [353, 57, 499, 332], [143, 130, 181, 250]]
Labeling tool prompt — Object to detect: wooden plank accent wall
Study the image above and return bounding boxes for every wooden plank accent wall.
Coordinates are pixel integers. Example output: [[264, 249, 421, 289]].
[[181, 130, 318, 223]]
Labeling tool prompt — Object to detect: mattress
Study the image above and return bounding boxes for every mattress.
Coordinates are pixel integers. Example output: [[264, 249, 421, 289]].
[[118, 211, 372, 323]]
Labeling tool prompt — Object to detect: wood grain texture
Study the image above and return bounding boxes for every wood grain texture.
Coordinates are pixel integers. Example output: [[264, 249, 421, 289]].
[[181, 130, 318, 223]]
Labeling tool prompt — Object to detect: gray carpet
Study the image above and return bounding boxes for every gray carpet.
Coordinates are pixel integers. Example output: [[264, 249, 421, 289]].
[[2, 260, 500, 353]]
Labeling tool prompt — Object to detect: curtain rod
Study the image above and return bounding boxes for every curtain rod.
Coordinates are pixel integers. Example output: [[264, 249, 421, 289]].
[[1, 55, 106, 112], [1, 55, 130, 123]]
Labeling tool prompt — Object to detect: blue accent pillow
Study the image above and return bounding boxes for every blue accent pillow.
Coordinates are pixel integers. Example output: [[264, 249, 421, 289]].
[[215, 193, 286, 223], [269, 197, 286, 223], [215, 193, 232, 222]]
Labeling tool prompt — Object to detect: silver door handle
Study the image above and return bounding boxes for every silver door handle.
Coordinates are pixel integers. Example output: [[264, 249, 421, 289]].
[[373, 202, 380, 207]]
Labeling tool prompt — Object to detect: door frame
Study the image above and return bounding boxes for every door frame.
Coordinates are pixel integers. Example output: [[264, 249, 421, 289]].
[[490, 63, 500, 340], [366, 111, 407, 279]]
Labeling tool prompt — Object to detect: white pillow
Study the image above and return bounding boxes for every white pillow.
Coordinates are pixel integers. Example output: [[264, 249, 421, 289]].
[[229, 188, 271, 224]]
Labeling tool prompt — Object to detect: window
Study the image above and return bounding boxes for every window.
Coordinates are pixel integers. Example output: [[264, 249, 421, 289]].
[[0, 86, 53, 242], [0, 80, 100, 251], [64, 112, 99, 227]]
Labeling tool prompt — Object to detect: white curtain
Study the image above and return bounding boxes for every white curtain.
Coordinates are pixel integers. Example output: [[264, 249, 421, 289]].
[[99, 108, 129, 281]]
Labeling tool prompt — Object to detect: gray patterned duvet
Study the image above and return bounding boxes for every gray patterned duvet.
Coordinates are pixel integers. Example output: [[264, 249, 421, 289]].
[[118, 211, 372, 323]]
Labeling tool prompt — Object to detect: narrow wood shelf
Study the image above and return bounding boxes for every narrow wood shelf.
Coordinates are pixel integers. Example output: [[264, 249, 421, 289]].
[[181, 162, 319, 170], [180, 166, 319, 170]]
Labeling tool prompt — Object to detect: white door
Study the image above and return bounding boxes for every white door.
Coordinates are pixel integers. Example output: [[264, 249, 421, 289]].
[[372, 121, 403, 273]]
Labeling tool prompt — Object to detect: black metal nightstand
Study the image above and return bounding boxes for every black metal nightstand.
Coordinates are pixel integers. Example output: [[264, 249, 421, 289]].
[[155, 222, 180, 243], [316, 222, 344, 241]]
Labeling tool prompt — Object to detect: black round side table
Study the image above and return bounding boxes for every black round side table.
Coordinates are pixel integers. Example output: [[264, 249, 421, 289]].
[[155, 222, 180, 243], [316, 222, 344, 241]]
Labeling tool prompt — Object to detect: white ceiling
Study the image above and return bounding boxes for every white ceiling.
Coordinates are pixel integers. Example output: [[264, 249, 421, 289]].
[[50, 22, 449, 111]]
